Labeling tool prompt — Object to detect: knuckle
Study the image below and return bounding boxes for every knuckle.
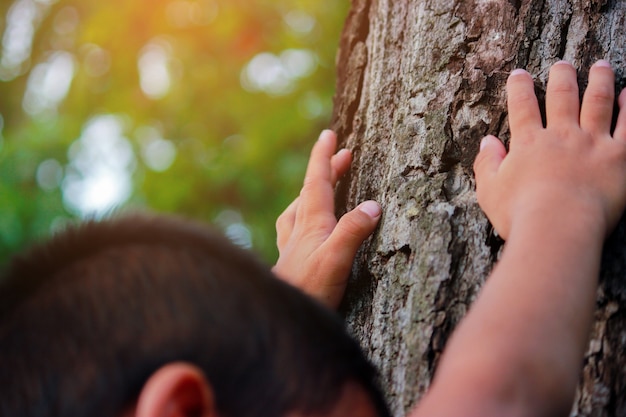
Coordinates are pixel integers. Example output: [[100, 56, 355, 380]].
[[549, 79, 578, 95], [320, 246, 353, 277], [585, 86, 614, 106], [548, 124, 579, 140], [302, 175, 314, 186], [301, 176, 325, 192], [337, 215, 366, 241], [275, 212, 291, 231], [509, 90, 537, 107]]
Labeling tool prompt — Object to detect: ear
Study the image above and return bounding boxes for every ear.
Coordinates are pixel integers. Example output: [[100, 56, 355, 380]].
[[135, 362, 219, 417]]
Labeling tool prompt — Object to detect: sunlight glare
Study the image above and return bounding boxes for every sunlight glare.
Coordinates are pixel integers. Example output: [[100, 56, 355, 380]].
[[1, 0, 37, 80], [280, 49, 317, 79], [22, 50, 75, 116], [63, 115, 135, 217], [283, 10, 316, 34], [241, 49, 317, 96], [137, 126, 177, 172], [0, 0, 57, 80], [215, 209, 252, 249], [138, 41, 172, 99]]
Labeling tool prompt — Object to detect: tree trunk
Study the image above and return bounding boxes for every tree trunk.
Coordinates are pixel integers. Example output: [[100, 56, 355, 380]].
[[331, 1, 626, 416]]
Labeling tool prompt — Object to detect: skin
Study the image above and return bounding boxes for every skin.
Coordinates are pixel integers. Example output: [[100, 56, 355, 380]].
[[273, 129, 382, 309], [275, 60, 626, 417], [122, 364, 379, 417], [413, 61, 626, 417]]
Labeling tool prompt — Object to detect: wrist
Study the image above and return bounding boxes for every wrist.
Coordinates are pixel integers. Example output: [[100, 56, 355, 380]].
[[508, 193, 608, 245]]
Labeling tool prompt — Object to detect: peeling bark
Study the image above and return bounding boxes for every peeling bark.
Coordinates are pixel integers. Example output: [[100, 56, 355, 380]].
[[331, 1, 626, 416]]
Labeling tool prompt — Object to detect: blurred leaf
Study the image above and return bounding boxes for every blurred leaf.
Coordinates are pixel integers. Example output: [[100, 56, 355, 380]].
[[0, 0, 349, 264]]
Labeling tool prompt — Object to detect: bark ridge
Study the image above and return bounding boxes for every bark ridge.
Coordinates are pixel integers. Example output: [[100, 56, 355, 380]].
[[331, 1, 626, 416]]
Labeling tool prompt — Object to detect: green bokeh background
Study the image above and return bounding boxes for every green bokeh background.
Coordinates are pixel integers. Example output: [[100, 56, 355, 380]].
[[0, 0, 348, 264]]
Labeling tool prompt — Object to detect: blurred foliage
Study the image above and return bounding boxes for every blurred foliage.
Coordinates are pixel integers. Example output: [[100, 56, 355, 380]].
[[0, 0, 349, 264]]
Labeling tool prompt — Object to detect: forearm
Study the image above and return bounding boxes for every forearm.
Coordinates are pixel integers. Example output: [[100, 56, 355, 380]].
[[416, 208, 604, 417], [414, 60, 626, 417]]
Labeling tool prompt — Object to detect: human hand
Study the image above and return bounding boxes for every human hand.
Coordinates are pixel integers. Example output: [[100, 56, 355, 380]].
[[272, 130, 381, 309], [474, 60, 626, 240]]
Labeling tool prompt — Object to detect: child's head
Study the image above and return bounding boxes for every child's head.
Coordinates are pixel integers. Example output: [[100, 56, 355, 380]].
[[0, 213, 390, 417]]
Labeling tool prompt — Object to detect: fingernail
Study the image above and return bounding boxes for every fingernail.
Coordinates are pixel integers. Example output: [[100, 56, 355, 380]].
[[359, 200, 381, 219], [553, 60, 573, 67], [319, 129, 334, 141], [510, 68, 528, 77], [480, 135, 496, 151], [593, 59, 612, 68], [336, 148, 350, 156]]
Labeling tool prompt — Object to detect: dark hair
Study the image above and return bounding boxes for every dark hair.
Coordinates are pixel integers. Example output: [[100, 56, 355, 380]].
[[0, 213, 390, 417]]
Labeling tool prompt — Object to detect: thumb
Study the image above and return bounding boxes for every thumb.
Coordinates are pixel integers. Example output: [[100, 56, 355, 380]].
[[321, 200, 381, 275], [333, 200, 381, 250], [473, 135, 506, 189]]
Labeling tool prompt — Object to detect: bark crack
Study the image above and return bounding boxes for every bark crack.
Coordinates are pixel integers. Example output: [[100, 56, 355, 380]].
[[516, 0, 546, 68], [331, 0, 371, 147], [557, 13, 573, 59]]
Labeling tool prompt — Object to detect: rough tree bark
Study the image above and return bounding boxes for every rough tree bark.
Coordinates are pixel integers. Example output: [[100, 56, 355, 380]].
[[330, 1, 626, 416]]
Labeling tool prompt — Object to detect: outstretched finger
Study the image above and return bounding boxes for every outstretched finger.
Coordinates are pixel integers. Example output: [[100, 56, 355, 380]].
[[276, 197, 299, 249], [580, 60, 615, 137], [330, 148, 352, 186], [299, 130, 338, 219], [506, 69, 542, 145], [317, 200, 382, 308], [473, 135, 507, 223], [545, 61, 580, 128], [613, 89, 626, 141]]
